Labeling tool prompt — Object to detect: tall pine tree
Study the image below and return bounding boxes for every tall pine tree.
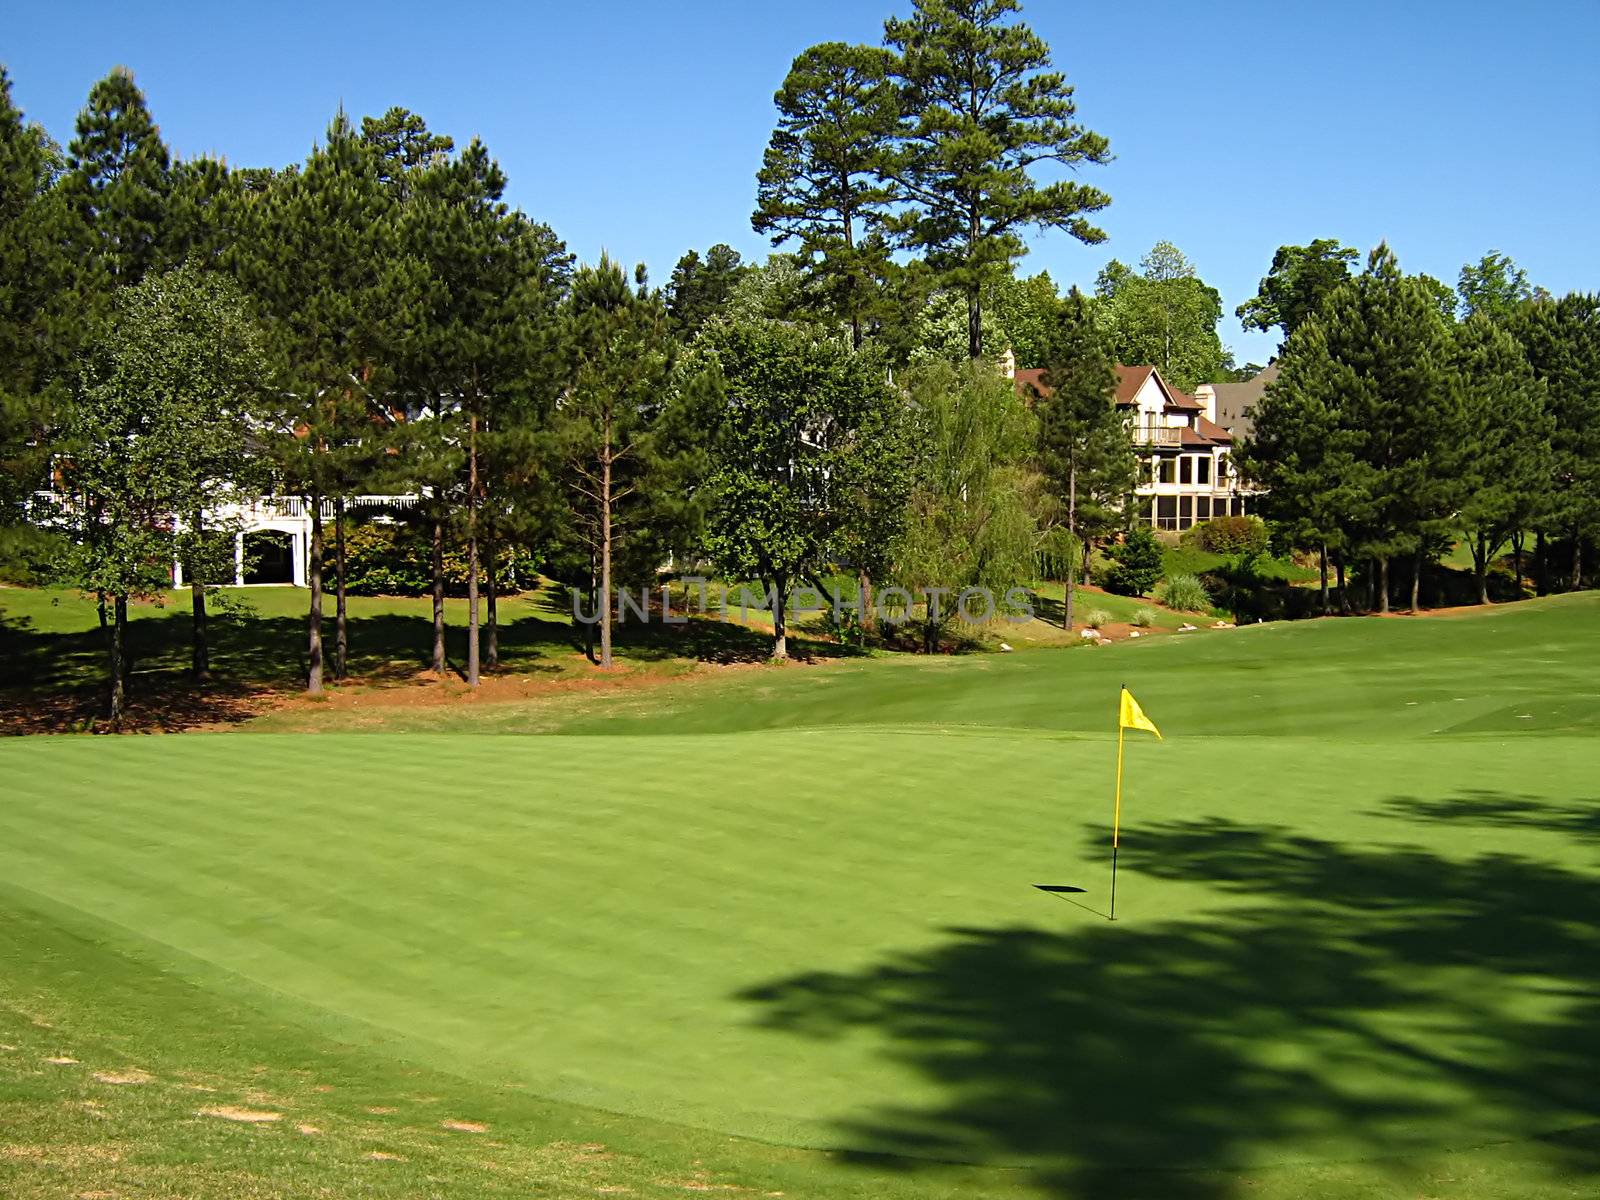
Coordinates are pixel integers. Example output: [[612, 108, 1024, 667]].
[[882, 0, 1110, 358]]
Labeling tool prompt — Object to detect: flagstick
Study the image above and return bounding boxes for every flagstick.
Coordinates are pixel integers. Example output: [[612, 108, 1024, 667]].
[[1111, 693, 1126, 921]]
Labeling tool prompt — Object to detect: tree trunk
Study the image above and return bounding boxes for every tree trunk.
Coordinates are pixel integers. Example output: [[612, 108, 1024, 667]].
[[1377, 556, 1390, 614], [431, 513, 446, 674], [1511, 530, 1525, 598], [108, 593, 128, 726], [334, 498, 348, 681], [1410, 550, 1422, 613], [1536, 530, 1547, 595], [968, 285, 983, 359], [467, 414, 481, 688], [190, 510, 209, 680], [770, 571, 788, 660], [599, 429, 614, 670], [485, 522, 499, 671], [1572, 532, 1584, 593], [1318, 542, 1329, 616], [1064, 457, 1077, 630], [1474, 532, 1491, 605], [97, 591, 108, 639], [1335, 554, 1349, 614], [857, 567, 874, 637], [308, 496, 324, 694]]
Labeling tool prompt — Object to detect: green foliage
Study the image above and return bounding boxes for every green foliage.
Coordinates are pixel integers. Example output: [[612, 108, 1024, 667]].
[[894, 359, 1039, 649], [700, 316, 903, 656], [1094, 242, 1227, 391], [1451, 315, 1554, 599], [1130, 606, 1157, 628], [61, 67, 172, 290], [882, 0, 1111, 358], [667, 244, 747, 340], [752, 42, 899, 348], [0, 523, 65, 584], [1184, 515, 1269, 556], [341, 521, 537, 596], [1103, 525, 1164, 596], [1457, 251, 1534, 324], [992, 270, 1063, 369], [1236, 238, 1357, 344], [1084, 606, 1112, 628], [1158, 573, 1211, 613]]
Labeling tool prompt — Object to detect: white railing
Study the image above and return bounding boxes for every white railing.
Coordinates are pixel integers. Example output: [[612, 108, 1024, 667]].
[[1135, 425, 1184, 446], [29, 491, 421, 526]]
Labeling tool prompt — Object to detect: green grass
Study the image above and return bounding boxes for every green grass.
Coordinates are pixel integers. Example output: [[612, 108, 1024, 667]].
[[4, 594, 1600, 1197]]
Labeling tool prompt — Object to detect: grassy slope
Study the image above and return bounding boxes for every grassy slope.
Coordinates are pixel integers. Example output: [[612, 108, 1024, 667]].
[[4, 594, 1600, 1198]]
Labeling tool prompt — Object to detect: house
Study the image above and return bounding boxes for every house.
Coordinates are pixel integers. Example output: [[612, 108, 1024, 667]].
[[1195, 360, 1279, 440], [1013, 363, 1249, 533]]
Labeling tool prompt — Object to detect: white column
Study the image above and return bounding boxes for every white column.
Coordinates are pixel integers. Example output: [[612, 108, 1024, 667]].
[[293, 527, 307, 587], [173, 557, 184, 588], [234, 532, 245, 586]]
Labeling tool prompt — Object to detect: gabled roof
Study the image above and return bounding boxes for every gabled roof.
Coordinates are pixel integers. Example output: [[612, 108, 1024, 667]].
[[1021, 364, 1203, 413]]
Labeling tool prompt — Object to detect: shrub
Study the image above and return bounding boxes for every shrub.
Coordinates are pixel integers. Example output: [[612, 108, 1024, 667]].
[[1188, 515, 1269, 556], [1103, 527, 1164, 596], [1085, 608, 1112, 629], [341, 521, 540, 597], [1131, 607, 1157, 628], [0, 525, 67, 585], [1159, 573, 1211, 612]]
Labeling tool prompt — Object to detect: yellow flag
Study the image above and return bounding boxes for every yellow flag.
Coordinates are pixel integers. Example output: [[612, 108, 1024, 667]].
[[1119, 687, 1162, 740]]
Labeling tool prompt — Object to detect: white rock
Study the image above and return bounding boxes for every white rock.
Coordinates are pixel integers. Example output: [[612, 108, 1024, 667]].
[[998, 642, 1013, 652], [1129, 630, 1141, 638], [1080, 628, 1098, 639]]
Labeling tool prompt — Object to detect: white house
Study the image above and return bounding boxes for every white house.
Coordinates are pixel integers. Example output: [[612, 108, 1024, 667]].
[[1014, 363, 1248, 533]]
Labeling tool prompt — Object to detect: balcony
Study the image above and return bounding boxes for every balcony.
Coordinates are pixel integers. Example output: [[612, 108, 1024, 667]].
[[1133, 425, 1184, 446]]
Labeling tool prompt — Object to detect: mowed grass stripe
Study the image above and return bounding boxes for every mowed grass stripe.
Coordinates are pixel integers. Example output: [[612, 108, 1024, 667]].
[[5, 726, 1598, 1166]]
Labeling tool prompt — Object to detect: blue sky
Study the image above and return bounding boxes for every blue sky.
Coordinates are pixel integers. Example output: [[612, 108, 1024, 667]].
[[8, 1, 1598, 365]]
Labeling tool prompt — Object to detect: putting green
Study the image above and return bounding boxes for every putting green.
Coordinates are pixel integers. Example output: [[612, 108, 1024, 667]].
[[3, 654, 1598, 1181], [4, 594, 1599, 1184]]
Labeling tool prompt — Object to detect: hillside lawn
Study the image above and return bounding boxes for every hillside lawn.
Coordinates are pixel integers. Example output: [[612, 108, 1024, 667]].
[[2, 593, 1598, 1197]]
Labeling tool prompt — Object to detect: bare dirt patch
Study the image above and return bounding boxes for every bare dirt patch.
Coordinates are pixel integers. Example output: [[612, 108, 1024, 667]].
[[44, 1055, 80, 1065], [441, 1118, 489, 1133], [366, 1150, 407, 1162], [92, 1069, 152, 1085], [199, 1105, 281, 1123]]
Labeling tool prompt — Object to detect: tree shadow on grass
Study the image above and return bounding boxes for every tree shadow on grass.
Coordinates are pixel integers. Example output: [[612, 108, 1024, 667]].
[[737, 796, 1600, 1198], [1373, 788, 1600, 843]]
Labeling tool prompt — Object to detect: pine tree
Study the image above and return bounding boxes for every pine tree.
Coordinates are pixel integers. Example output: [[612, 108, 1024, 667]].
[[1451, 315, 1553, 603], [1511, 293, 1600, 590], [61, 68, 172, 293], [1033, 287, 1134, 628], [882, 0, 1110, 358], [666, 244, 747, 339], [0, 67, 64, 518], [233, 113, 411, 692], [551, 258, 683, 669], [752, 42, 899, 349]]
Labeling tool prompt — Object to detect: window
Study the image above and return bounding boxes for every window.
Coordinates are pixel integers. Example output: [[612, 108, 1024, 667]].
[[1178, 495, 1193, 527], [1139, 456, 1153, 485], [1156, 496, 1177, 530], [1179, 456, 1193, 485], [1157, 457, 1177, 485], [1197, 456, 1212, 485], [1197, 496, 1212, 521]]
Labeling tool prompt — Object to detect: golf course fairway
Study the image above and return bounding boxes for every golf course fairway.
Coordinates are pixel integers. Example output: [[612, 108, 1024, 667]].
[[3, 594, 1597, 1198]]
